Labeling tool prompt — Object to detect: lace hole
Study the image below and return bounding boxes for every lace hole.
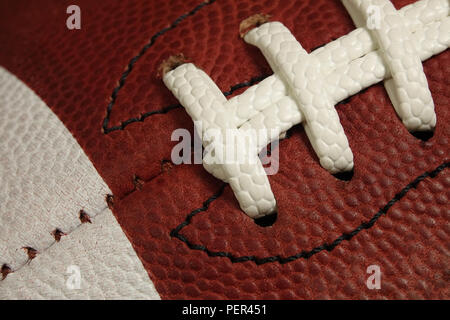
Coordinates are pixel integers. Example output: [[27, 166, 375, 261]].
[[411, 130, 434, 142], [254, 211, 278, 227], [333, 169, 354, 181]]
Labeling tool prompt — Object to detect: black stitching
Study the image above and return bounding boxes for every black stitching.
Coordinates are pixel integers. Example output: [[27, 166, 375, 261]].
[[310, 42, 327, 52], [103, 72, 270, 133], [99, 0, 272, 133], [222, 74, 270, 97], [102, 0, 217, 134], [170, 162, 449, 265]]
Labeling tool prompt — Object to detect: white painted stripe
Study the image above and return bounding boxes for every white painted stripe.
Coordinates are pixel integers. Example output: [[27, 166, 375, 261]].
[[0, 66, 160, 299], [0, 208, 160, 299]]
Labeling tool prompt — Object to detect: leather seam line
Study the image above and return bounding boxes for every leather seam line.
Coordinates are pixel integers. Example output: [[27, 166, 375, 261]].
[[1, 206, 109, 279], [170, 161, 449, 265], [101, 0, 217, 134], [103, 71, 269, 133]]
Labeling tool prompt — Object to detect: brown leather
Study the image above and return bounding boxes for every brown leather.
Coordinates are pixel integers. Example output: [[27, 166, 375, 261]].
[[0, 0, 448, 299]]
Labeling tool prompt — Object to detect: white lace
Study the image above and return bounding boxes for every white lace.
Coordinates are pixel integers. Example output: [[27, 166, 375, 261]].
[[163, 0, 450, 218]]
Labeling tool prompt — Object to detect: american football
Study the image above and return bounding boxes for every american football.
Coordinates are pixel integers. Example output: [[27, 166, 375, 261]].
[[0, 0, 448, 301]]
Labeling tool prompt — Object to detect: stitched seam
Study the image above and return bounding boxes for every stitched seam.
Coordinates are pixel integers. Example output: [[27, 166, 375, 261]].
[[104, 71, 270, 133], [117, 158, 176, 200], [170, 162, 449, 265], [102, 0, 217, 134], [3, 206, 109, 275]]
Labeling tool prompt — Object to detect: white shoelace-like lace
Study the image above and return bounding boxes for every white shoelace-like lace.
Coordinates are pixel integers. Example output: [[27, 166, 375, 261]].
[[163, 0, 450, 218]]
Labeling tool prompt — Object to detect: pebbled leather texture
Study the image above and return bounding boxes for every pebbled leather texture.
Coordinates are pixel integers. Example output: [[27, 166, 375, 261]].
[[1, 208, 160, 300], [163, 0, 449, 217], [0, 67, 159, 299], [0, 66, 110, 270], [0, 0, 448, 299]]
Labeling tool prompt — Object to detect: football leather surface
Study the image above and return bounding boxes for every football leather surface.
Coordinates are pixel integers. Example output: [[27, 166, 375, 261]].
[[0, 0, 448, 299]]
